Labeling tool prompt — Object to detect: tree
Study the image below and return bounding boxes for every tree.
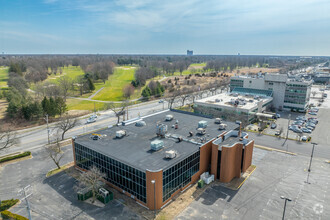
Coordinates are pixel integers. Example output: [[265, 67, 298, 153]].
[[105, 101, 129, 124], [56, 114, 78, 140], [41, 96, 50, 115], [45, 136, 64, 169], [123, 84, 135, 99], [87, 77, 95, 91], [141, 86, 151, 99], [0, 128, 19, 151], [55, 97, 67, 116], [77, 165, 106, 203], [58, 76, 72, 101], [312, 91, 317, 98]]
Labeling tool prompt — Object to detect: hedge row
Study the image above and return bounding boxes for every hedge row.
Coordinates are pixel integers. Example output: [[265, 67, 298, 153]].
[[0, 199, 19, 212], [0, 151, 31, 163], [1, 210, 28, 220]]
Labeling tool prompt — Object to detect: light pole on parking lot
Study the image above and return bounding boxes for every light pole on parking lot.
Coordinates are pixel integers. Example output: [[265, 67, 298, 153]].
[[280, 196, 292, 220], [283, 113, 291, 146], [305, 142, 317, 184]]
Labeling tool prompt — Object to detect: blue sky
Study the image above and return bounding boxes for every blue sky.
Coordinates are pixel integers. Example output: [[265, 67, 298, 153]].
[[1, 0, 330, 55]]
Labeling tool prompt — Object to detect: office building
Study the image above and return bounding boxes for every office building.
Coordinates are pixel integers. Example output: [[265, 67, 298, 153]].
[[230, 73, 312, 111], [72, 110, 254, 210]]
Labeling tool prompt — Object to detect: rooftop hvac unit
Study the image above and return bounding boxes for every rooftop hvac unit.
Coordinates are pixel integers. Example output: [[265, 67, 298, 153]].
[[156, 123, 168, 137], [219, 123, 227, 130], [215, 118, 222, 124], [215, 99, 220, 102], [151, 140, 164, 151], [165, 150, 176, 159], [116, 130, 126, 138], [198, 120, 208, 128], [165, 115, 174, 121], [197, 128, 206, 135]]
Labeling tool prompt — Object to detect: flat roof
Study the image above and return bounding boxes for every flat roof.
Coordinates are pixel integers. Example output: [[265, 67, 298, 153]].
[[195, 93, 273, 111], [74, 110, 239, 171]]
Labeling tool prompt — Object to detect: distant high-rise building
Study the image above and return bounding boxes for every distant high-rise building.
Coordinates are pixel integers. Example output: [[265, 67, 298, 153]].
[[187, 50, 193, 56]]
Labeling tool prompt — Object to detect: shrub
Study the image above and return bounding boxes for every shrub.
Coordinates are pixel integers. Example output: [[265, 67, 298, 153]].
[[0, 199, 19, 211], [1, 210, 28, 220], [0, 152, 31, 163]]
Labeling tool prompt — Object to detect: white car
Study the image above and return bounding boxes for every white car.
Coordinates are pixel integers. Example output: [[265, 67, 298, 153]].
[[301, 136, 308, 141], [86, 118, 96, 123]]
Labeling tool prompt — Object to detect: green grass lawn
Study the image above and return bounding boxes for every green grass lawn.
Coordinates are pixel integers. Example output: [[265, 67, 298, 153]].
[[66, 99, 107, 111], [92, 66, 137, 101], [0, 66, 9, 88], [189, 62, 206, 67]]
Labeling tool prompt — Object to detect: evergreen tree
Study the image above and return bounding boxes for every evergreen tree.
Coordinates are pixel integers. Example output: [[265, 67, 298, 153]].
[[87, 77, 95, 91], [141, 86, 151, 98], [41, 96, 50, 115], [49, 97, 57, 117], [55, 97, 67, 116]]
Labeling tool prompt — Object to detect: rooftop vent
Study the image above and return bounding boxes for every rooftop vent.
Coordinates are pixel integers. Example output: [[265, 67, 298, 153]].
[[198, 120, 208, 128], [165, 150, 176, 159], [151, 140, 164, 151], [116, 130, 126, 138], [135, 120, 146, 127], [165, 115, 174, 121]]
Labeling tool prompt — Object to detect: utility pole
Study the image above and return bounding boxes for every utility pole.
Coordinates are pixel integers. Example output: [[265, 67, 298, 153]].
[[18, 185, 32, 220], [44, 114, 50, 144], [280, 196, 292, 220]]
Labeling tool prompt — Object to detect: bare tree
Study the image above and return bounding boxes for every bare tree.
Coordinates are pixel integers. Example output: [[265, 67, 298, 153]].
[[122, 84, 135, 99], [56, 114, 78, 140], [165, 90, 181, 109], [77, 165, 106, 203], [312, 91, 317, 98], [0, 128, 19, 151], [44, 137, 64, 169], [105, 101, 129, 124], [58, 75, 72, 101]]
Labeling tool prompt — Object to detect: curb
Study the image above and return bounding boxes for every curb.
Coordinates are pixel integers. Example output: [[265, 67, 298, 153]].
[[254, 145, 297, 156]]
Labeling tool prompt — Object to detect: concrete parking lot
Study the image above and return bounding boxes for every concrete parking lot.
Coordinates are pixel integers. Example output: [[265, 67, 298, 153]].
[[176, 148, 330, 220]]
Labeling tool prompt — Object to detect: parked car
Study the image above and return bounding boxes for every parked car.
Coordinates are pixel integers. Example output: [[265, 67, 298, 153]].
[[275, 130, 281, 136], [301, 128, 312, 133], [276, 113, 281, 118], [159, 99, 164, 103], [271, 123, 277, 129], [293, 128, 302, 133], [308, 111, 317, 115], [301, 136, 308, 141], [311, 107, 319, 112], [306, 126, 314, 131], [306, 123, 316, 128]]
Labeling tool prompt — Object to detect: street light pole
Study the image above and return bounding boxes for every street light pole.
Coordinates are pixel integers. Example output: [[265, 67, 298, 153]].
[[280, 196, 292, 220], [151, 180, 156, 218]]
